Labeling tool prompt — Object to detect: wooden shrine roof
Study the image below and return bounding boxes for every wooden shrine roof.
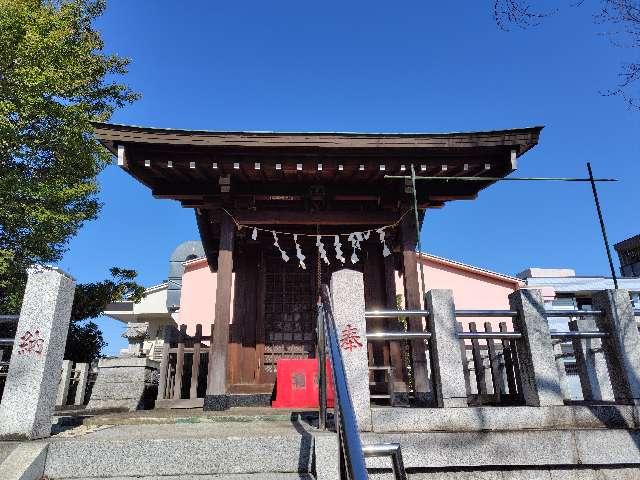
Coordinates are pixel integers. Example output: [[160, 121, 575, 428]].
[[94, 122, 543, 212], [95, 122, 542, 153]]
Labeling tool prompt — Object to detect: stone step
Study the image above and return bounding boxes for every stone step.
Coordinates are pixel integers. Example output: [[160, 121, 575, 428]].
[[0, 441, 18, 465], [44, 423, 315, 478], [73, 475, 315, 480]]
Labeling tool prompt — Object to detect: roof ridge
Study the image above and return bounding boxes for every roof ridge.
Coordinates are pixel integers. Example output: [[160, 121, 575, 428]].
[[93, 121, 545, 137], [418, 252, 523, 283]]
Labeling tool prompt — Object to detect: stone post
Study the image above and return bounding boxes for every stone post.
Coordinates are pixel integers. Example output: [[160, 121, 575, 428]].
[[56, 359, 73, 406], [569, 317, 614, 402], [508, 289, 564, 406], [592, 289, 640, 405], [0, 266, 76, 440], [425, 289, 468, 407], [551, 340, 571, 400], [74, 363, 90, 406], [330, 269, 372, 431]]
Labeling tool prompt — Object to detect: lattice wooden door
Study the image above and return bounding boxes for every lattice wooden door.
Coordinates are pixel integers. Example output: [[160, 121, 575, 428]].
[[259, 251, 317, 382]]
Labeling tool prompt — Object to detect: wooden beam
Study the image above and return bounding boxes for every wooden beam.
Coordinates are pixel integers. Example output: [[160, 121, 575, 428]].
[[333, 195, 379, 202], [207, 213, 235, 397], [233, 210, 398, 225], [428, 194, 477, 202], [195, 209, 218, 271]]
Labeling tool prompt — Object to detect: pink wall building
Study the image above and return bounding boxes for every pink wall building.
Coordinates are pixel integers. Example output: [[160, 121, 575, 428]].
[[175, 251, 522, 335]]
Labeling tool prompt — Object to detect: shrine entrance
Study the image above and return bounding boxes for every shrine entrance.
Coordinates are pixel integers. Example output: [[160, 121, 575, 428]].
[[260, 251, 317, 382], [95, 121, 542, 409]]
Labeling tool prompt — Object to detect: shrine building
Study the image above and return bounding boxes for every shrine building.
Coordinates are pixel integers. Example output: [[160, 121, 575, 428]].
[[95, 122, 542, 408]]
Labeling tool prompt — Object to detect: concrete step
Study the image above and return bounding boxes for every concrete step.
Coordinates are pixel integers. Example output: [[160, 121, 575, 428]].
[[44, 422, 315, 479]]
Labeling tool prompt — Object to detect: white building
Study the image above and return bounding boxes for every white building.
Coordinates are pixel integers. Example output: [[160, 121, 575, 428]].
[[103, 282, 174, 360]]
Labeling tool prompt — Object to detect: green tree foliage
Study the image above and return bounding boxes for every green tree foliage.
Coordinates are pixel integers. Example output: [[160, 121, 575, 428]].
[[65, 267, 146, 363], [0, 0, 138, 312], [0, 267, 145, 362]]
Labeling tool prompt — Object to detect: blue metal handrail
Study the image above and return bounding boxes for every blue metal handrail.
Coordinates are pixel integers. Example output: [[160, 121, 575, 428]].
[[318, 284, 369, 480]]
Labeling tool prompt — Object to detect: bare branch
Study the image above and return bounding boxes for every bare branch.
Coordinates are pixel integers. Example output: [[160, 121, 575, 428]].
[[493, 0, 554, 30], [494, 0, 640, 109]]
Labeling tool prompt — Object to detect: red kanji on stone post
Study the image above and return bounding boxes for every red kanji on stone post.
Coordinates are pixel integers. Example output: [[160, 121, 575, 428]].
[[17, 330, 45, 356], [339, 324, 363, 351]]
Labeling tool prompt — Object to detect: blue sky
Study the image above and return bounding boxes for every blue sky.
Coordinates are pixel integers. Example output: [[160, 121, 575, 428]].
[[60, 0, 639, 355]]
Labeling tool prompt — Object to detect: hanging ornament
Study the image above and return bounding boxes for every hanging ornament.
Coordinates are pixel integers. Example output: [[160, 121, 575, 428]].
[[294, 234, 306, 269], [334, 235, 346, 263], [272, 231, 290, 262], [347, 232, 361, 264], [377, 228, 391, 257], [316, 235, 330, 265], [251, 227, 258, 241]]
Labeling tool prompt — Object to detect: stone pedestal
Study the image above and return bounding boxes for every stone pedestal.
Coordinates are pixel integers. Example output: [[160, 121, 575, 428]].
[[87, 357, 159, 411], [56, 359, 73, 406], [74, 362, 90, 406], [0, 266, 76, 440], [592, 289, 640, 405], [329, 269, 372, 431], [509, 289, 564, 407], [569, 316, 615, 402], [426, 289, 468, 408]]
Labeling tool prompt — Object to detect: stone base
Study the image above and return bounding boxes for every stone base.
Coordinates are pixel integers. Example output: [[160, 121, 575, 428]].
[[86, 357, 159, 411], [412, 391, 434, 407], [390, 392, 410, 407], [203, 393, 272, 411], [371, 404, 640, 432], [203, 395, 229, 411]]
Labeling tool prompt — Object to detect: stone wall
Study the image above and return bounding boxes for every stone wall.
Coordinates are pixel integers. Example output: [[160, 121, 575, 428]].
[[87, 357, 159, 411]]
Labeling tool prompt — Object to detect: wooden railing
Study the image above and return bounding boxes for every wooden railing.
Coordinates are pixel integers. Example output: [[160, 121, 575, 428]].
[[157, 324, 212, 407], [458, 321, 523, 406], [56, 361, 93, 407], [0, 360, 8, 402]]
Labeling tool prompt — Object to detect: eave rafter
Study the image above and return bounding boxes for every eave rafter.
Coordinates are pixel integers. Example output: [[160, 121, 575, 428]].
[[98, 123, 542, 212]]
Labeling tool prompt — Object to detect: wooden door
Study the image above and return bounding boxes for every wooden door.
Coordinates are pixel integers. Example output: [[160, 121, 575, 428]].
[[258, 251, 317, 383]]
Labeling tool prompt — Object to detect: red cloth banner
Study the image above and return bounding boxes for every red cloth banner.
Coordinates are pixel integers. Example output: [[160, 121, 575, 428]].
[[272, 359, 335, 408]]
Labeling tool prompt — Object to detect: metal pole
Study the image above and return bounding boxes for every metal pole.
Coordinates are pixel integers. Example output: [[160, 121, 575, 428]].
[[410, 164, 427, 302], [587, 162, 618, 289], [317, 303, 327, 430], [385, 175, 617, 182]]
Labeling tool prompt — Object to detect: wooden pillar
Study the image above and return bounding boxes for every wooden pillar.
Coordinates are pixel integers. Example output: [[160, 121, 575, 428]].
[[232, 244, 259, 385], [206, 213, 235, 405], [400, 214, 431, 405], [190, 324, 202, 399], [363, 243, 389, 368], [384, 253, 409, 395]]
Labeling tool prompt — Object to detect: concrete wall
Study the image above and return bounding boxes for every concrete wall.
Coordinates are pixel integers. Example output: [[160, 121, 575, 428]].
[[176, 253, 521, 337], [396, 254, 522, 331], [136, 285, 169, 316], [178, 257, 235, 336]]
